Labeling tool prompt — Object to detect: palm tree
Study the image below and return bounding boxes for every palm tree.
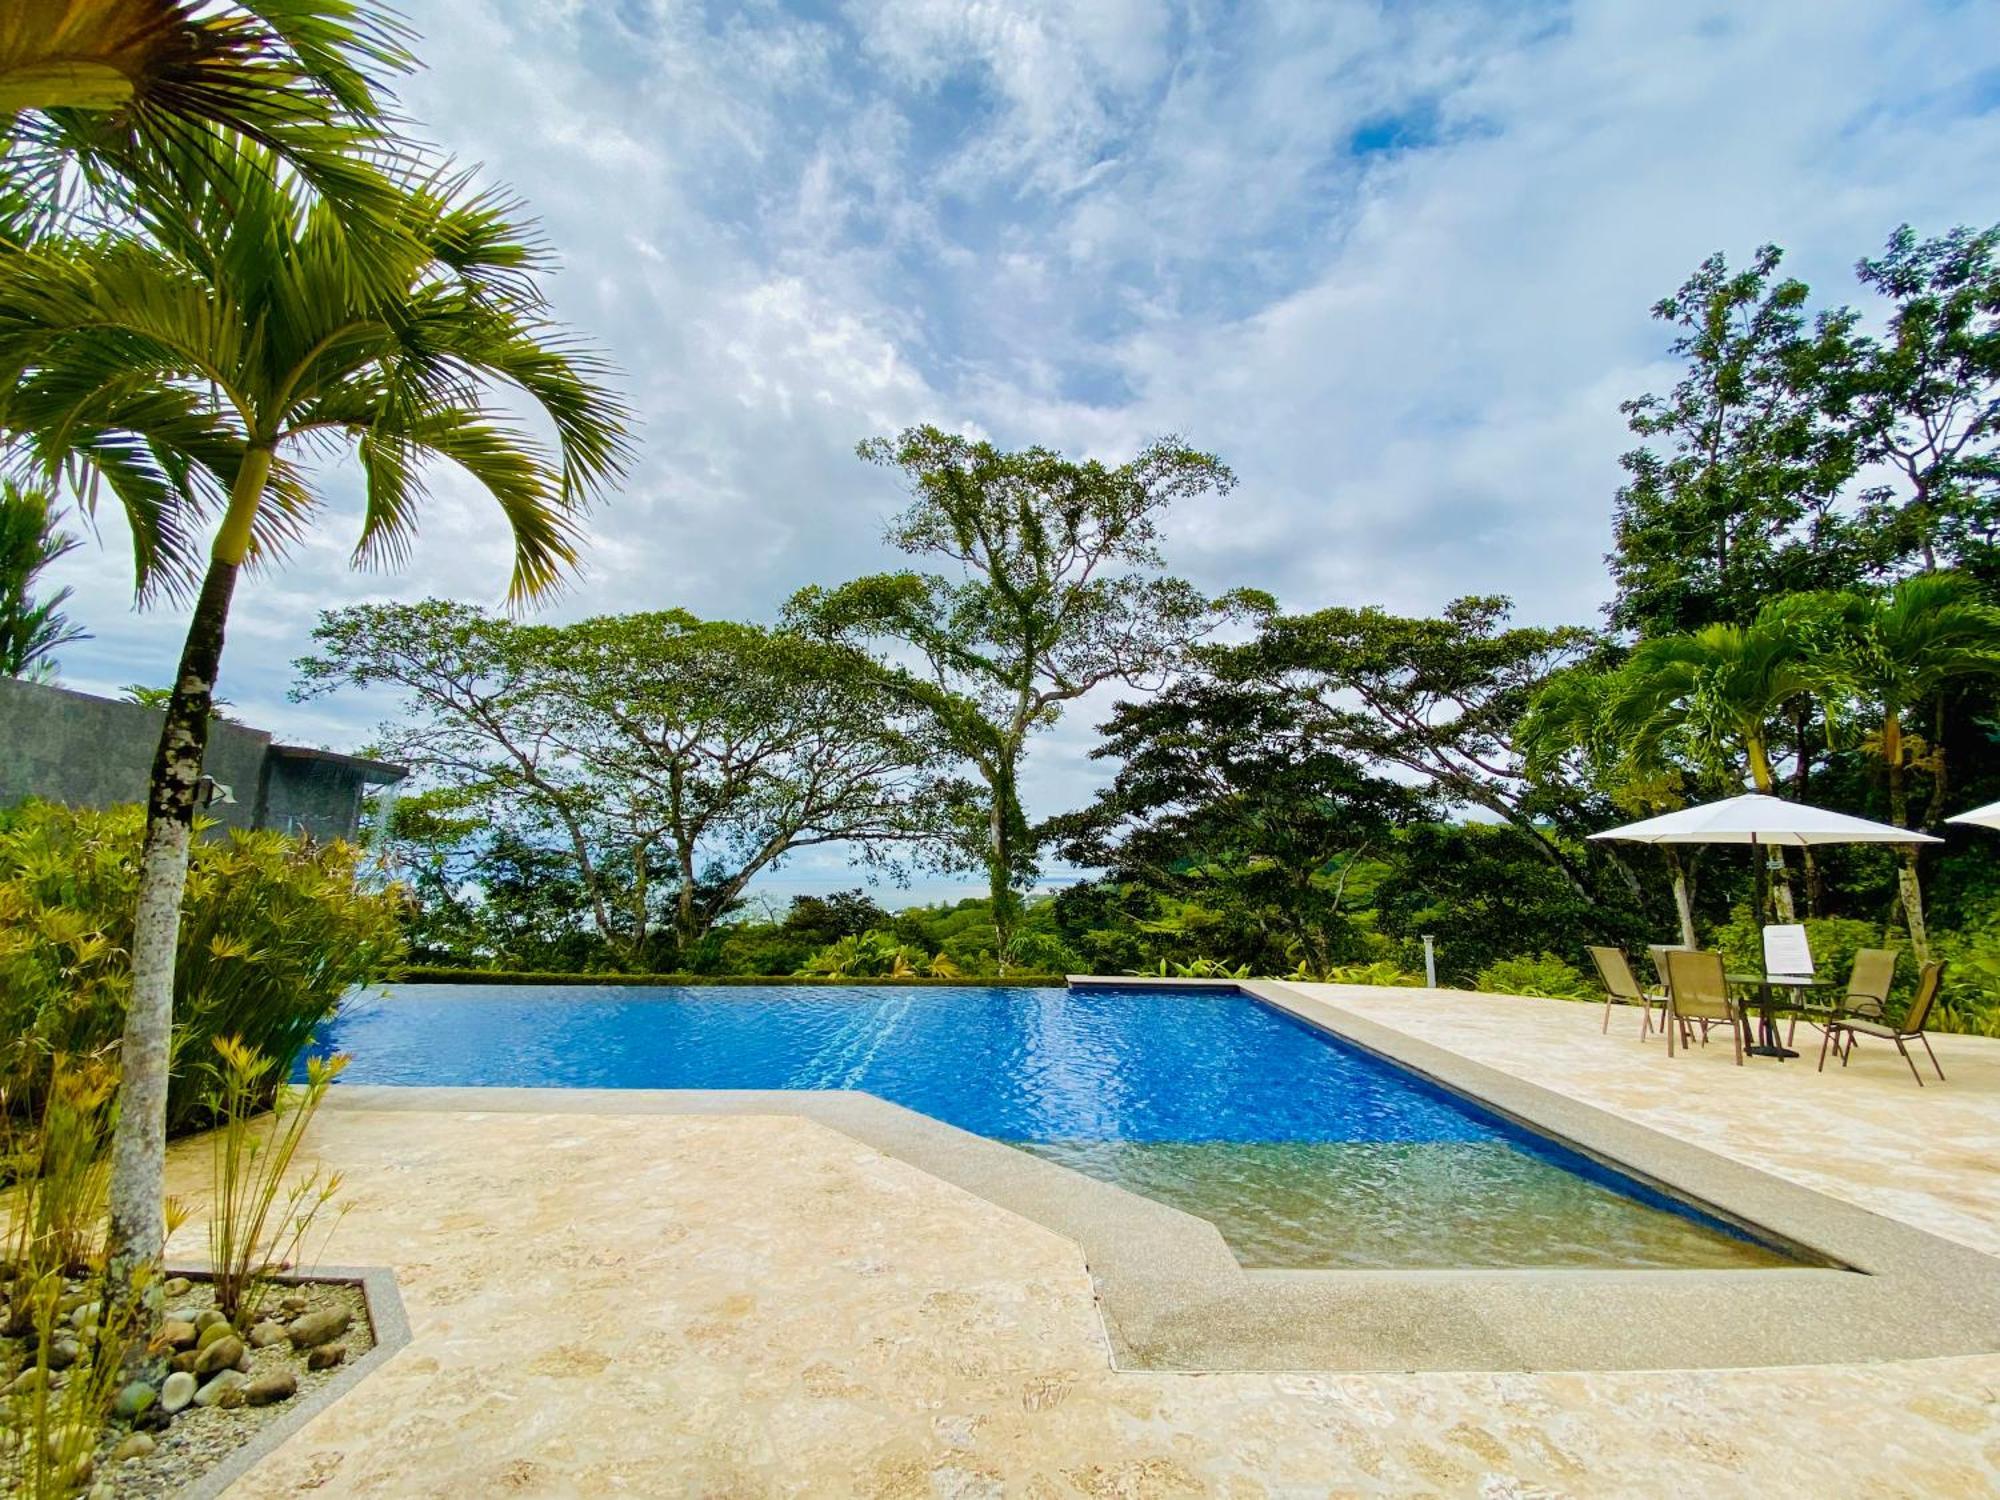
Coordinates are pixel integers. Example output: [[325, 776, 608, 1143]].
[[0, 136, 633, 1285], [1826, 573, 2000, 959], [1608, 596, 1840, 921], [1, 0, 412, 232], [0, 480, 86, 678]]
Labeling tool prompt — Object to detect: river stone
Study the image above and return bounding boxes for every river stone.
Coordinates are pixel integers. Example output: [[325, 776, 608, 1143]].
[[285, 1308, 351, 1349], [112, 1381, 156, 1419], [47, 1336, 81, 1371], [192, 1335, 245, 1377], [278, 1295, 309, 1317], [306, 1343, 347, 1371], [5, 1367, 46, 1397], [191, 1370, 246, 1408], [160, 1319, 198, 1351], [161, 1277, 192, 1298], [168, 1351, 200, 1374], [193, 1309, 228, 1335], [247, 1320, 287, 1349], [196, 1320, 235, 1352], [160, 1370, 198, 1414], [113, 1432, 156, 1462], [243, 1370, 297, 1407]]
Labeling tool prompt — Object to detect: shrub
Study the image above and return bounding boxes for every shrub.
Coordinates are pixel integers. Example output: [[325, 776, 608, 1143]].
[[1474, 951, 1594, 1000], [0, 801, 404, 1133], [795, 930, 961, 979], [1314, 960, 1425, 987]]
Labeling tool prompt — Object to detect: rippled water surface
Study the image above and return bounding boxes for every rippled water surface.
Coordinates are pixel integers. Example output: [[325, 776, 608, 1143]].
[[311, 984, 1795, 1269]]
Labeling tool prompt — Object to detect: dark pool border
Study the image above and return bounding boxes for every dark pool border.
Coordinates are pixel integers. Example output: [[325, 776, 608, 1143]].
[[317, 979, 2000, 1372]]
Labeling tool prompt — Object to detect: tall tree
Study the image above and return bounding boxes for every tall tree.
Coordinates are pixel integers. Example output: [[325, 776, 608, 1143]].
[[1054, 675, 1432, 975], [0, 480, 85, 678], [297, 602, 965, 963], [787, 426, 1242, 963], [1821, 572, 2000, 958], [0, 141, 632, 1286], [1226, 596, 1601, 896], [1844, 224, 2000, 576], [1608, 245, 1863, 635]]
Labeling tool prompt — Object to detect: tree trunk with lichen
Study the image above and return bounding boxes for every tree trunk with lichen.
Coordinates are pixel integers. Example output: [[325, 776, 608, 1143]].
[[104, 447, 269, 1294]]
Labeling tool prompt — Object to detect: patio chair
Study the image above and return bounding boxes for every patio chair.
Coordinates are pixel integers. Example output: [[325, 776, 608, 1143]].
[[1663, 948, 1744, 1065], [1820, 960, 1948, 1086], [1588, 946, 1666, 1038], [1787, 947, 1897, 1048]]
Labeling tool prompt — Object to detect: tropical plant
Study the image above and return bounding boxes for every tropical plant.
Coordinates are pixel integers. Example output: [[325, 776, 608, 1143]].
[[1818, 573, 2000, 957], [794, 930, 959, 979], [204, 1036, 347, 1325], [1607, 595, 1845, 919], [0, 800, 403, 1134], [0, 482, 83, 679], [0, 130, 631, 1286], [1315, 960, 1424, 987], [1474, 952, 1594, 1001], [1, 1057, 158, 1500], [1, 0, 414, 239], [787, 426, 1243, 965]]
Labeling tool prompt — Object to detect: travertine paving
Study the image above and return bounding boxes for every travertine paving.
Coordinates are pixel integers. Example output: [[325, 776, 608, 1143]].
[[175, 990, 2000, 1498]]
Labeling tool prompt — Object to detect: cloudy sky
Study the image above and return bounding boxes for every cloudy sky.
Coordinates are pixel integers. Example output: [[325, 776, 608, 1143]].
[[37, 0, 2000, 903]]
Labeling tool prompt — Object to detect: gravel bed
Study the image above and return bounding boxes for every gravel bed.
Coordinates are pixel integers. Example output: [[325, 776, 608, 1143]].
[[3, 1276, 374, 1498]]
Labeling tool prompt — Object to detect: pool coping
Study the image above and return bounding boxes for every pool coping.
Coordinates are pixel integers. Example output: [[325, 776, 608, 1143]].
[[322, 979, 2000, 1373]]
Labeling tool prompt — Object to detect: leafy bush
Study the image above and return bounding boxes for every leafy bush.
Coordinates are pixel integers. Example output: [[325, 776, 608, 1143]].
[[1710, 910, 1896, 995], [1931, 923, 2000, 1036], [1314, 960, 1425, 987], [796, 930, 960, 978], [0, 801, 404, 1133], [1125, 957, 1253, 979], [1474, 951, 1594, 1000]]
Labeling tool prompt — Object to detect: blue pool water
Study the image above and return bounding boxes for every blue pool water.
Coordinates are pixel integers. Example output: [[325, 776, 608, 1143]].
[[307, 983, 1798, 1269]]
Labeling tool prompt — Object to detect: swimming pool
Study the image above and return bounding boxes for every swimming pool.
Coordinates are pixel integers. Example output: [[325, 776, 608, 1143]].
[[307, 982, 1797, 1270]]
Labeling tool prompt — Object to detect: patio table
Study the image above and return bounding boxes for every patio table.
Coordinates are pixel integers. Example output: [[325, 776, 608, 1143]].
[[1725, 971, 1836, 1060]]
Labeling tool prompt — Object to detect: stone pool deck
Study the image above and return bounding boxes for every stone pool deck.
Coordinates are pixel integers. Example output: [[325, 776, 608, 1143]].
[[169, 987, 2000, 1498]]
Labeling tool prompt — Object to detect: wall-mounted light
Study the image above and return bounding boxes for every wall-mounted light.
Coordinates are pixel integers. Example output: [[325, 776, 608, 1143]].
[[196, 776, 236, 808]]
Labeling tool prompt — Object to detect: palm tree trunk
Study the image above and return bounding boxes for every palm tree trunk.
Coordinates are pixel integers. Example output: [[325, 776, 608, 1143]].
[[104, 447, 269, 1291], [1662, 846, 1697, 947], [1882, 711, 1932, 962], [1745, 736, 1796, 922]]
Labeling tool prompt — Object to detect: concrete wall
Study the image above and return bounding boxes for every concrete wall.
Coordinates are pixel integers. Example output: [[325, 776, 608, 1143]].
[[0, 678, 387, 840]]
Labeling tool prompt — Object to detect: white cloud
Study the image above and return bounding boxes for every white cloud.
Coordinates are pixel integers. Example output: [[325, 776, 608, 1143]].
[[35, 0, 2000, 900]]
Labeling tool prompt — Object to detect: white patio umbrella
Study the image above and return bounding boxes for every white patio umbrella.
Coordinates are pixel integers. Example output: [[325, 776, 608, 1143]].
[[1946, 798, 2000, 831], [1588, 793, 1943, 849]]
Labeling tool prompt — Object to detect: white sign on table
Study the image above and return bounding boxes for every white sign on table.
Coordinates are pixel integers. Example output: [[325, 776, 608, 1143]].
[[1762, 924, 1815, 982]]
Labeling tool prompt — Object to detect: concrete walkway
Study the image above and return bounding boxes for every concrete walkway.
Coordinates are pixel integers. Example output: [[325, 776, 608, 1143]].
[[175, 989, 2000, 1498]]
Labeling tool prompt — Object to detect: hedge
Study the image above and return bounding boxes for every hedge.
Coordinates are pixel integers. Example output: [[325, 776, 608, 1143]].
[[389, 966, 1072, 988]]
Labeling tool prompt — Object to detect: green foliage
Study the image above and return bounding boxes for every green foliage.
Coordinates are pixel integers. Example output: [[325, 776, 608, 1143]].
[[1709, 909, 1901, 992], [205, 1037, 347, 1325], [1312, 960, 1425, 987], [300, 603, 964, 967], [795, 931, 962, 979], [391, 966, 1067, 987], [1124, 957, 1253, 980], [0, 801, 402, 1132], [1, 1059, 159, 1499], [0, 484, 83, 681], [1474, 952, 1594, 1001]]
